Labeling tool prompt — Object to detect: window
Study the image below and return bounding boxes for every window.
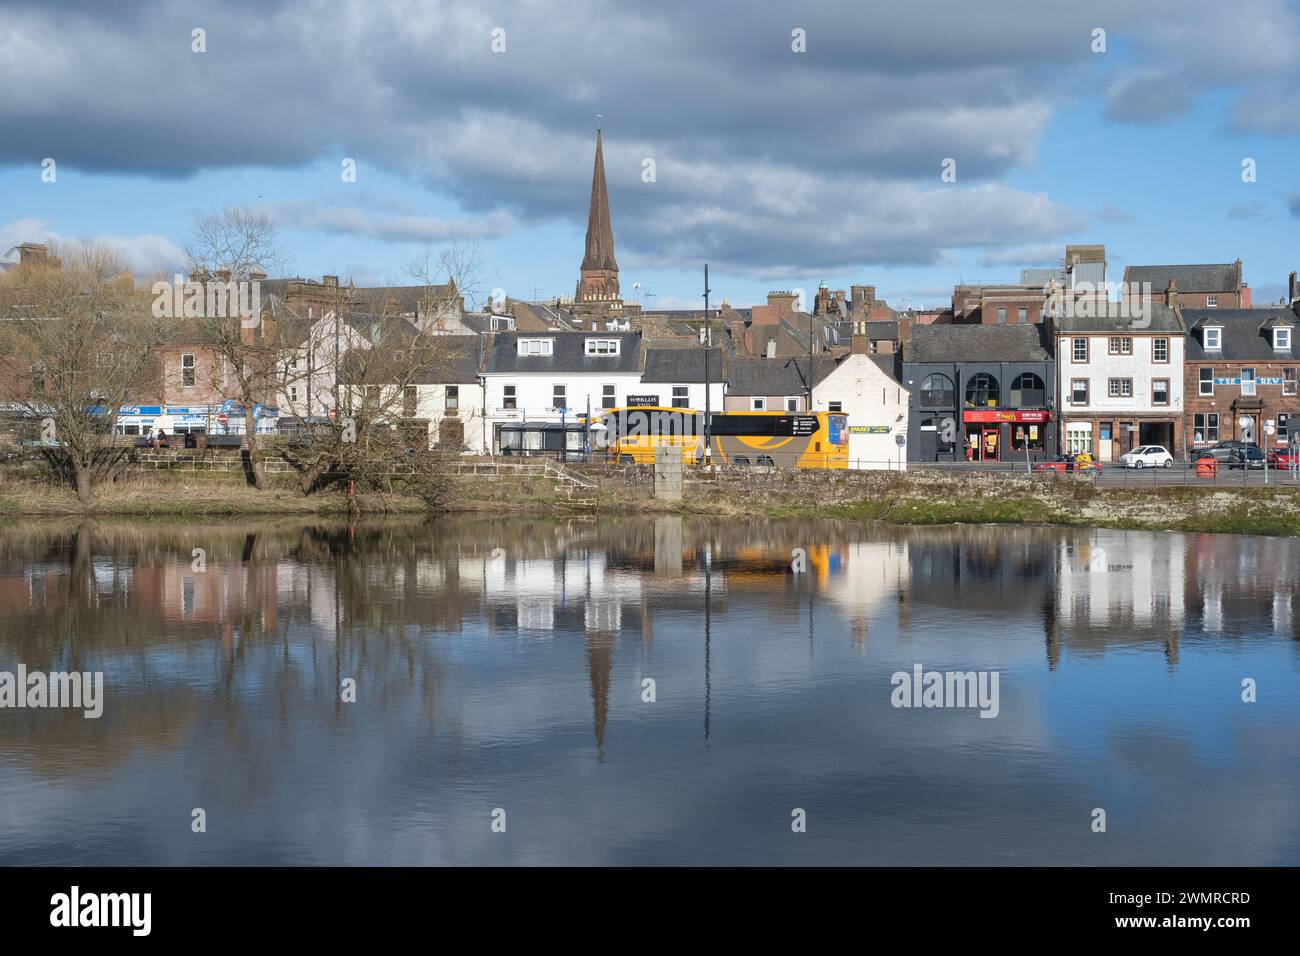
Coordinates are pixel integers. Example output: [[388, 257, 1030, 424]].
[[1018, 307, 1028, 324], [1108, 337, 1132, 355], [1207, 296, 1218, 308], [517, 339, 553, 356], [828, 401, 843, 413], [997, 307, 1007, 324], [288, 385, 298, 402], [919, 373, 955, 408], [503, 385, 517, 410], [1198, 367, 1214, 396], [1066, 423, 1093, 455], [964, 372, 999, 408], [1285, 367, 1298, 397], [1274, 328, 1292, 351], [552, 384, 567, 409], [1241, 368, 1256, 396], [404, 386, 418, 417], [671, 385, 688, 409], [1010, 372, 1045, 407], [1153, 338, 1169, 362], [585, 338, 620, 356], [446, 385, 460, 414], [785, 396, 800, 412], [181, 353, 195, 387], [1194, 413, 1220, 444], [603, 384, 617, 409], [1153, 379, 1169, 406], [1072, 338, 1088, 362], [751, 397, 767, 411], [1071, 379, 1089, 405], [1204, 327, 1221, 350], [1107, 378, 1133, 398]]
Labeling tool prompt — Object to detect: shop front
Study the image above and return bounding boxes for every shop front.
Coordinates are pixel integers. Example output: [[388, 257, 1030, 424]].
[[961, 409, 1053, 462]]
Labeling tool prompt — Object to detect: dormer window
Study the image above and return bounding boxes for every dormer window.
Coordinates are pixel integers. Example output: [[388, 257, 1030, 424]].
[[1274, 327, 1292, 351], [517, 338, 553, 356], [585, 338, 620, 356], [1203, 327, 1221, 350]]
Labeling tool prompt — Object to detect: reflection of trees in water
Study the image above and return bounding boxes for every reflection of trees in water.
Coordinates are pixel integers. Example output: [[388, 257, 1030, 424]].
[[2, 517, 1296, 782]]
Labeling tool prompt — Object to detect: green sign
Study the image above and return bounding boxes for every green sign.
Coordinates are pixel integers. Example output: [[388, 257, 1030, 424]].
[[848, 425, 892, 434]]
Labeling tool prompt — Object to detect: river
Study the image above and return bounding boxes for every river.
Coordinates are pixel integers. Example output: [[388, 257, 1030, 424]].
[[0, 516, 1296, 865]]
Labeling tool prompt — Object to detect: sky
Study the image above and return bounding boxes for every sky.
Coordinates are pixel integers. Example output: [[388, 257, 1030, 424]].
[[1, 0, 1298, 310]]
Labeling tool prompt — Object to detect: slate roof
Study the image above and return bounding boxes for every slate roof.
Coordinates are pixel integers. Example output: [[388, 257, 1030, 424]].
[[483, 331, 642, 374], [1123, 262, 1240, 293], [1051, 302, 1185, 334], [1184, 307, 1300, 362], [641, 348, 725, 383], [725, 356, 839, 395], [409, 336, 483, 384], [905, 323, 1053, 363]]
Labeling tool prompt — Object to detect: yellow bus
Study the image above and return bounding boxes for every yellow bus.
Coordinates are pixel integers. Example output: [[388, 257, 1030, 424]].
[[587, 407, 848, 469]]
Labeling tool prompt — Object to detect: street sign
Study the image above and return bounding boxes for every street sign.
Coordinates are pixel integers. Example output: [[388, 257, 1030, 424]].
[[895, 433, 906, 447], [217, 413, 228, 427]]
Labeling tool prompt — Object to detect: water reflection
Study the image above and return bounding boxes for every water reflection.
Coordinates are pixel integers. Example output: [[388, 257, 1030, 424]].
[[0, 517, 1297, 865]]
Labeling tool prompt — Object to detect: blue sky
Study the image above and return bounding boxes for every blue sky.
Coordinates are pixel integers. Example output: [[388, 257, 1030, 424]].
[[2, 0, 1297, 310]]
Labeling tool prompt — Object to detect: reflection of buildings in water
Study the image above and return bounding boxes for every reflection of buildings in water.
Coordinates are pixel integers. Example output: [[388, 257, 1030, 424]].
[[822, 540, 911, 650], [1055, 533, 1187, 632], [586, 629, 616, 759], [1187, 534, 1299, 640]]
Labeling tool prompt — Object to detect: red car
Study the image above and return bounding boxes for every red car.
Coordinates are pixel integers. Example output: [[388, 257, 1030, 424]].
[[1269, 450, 1298, 469], [1035, 455, 1103, 474]]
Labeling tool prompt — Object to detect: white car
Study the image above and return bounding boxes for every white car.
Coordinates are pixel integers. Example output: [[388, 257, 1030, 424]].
[[1118, 445, 1174, 468]]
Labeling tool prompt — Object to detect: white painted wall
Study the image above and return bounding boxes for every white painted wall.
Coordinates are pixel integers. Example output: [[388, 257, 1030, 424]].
[[410, 383, 487, 453], [1056, 333, 1185, 414], [811, 353, 909, 469]]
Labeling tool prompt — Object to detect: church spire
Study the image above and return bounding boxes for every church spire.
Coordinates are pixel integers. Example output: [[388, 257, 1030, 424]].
[[577, 124, 619, 306]]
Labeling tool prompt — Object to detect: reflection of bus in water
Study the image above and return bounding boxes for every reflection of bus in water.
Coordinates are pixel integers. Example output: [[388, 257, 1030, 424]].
[[587, 407, 848, 469]]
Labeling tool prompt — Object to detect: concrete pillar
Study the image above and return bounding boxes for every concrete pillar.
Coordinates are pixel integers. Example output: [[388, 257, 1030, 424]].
[[654, 445, 683, 501]]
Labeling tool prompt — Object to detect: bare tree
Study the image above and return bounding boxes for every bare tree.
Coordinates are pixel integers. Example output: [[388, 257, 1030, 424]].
[[0, 241, 162, 501], [182, 206, 286, 489], [272, 244, 488, 507]]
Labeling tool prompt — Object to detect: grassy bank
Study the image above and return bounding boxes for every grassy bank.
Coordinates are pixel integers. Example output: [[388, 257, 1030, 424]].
[[3, 467, 1299, 537], [0, 473, 427, 518]]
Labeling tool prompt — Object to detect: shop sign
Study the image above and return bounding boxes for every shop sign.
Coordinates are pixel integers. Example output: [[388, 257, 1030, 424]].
[[962, 409, 1050, 424]]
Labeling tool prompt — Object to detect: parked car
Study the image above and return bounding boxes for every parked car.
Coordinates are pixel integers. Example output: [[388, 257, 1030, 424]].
[[1228, 446, 1268, 469], [1204, 440, 1256, 463], [1117, 445, 1173, 468], [1270, 450, 1298, 470], [1034, 454, 1102, 474]]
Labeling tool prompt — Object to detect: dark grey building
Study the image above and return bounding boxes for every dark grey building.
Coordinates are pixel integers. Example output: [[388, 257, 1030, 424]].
[[902, 324, 1056, 463]]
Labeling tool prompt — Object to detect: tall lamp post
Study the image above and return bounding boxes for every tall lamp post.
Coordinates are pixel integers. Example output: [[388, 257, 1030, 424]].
[[703, 264, 711, 468]]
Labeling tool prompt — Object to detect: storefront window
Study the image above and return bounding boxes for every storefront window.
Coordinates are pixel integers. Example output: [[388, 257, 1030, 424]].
[[964, 373, 999, 408], [919, 374, 955, 408], [1066, 424, 1093, 455], [1010, 373, 1045, 407]]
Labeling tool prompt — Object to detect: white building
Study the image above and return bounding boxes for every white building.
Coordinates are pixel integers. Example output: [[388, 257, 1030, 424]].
[[481, 331, 645, 453], [811, 352, 909, 469], [1053, 304, 1187, 460], [638, 347, 726, 414]]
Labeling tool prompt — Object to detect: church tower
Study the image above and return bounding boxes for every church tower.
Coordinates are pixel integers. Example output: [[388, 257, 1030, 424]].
[[575, 126, 623, 315]]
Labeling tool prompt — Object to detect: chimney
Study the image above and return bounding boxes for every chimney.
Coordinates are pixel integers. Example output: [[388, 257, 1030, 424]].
[[323, 275, 339, 288], [249, 270, 267, 282], [767, 291, 797, 317], [1289, 271, 1298, 306], [17, 242, 49, 268], [1166, 279, 1179, 310], [850, 319, 869, 355]]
